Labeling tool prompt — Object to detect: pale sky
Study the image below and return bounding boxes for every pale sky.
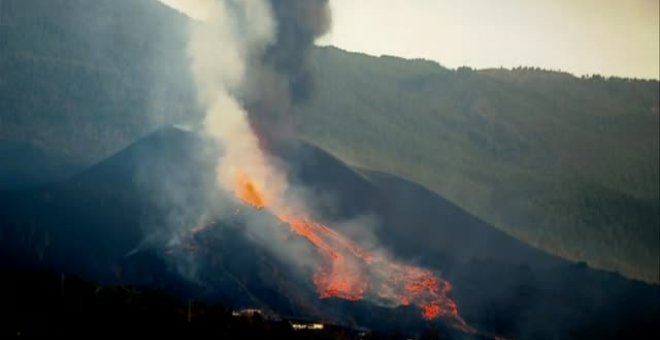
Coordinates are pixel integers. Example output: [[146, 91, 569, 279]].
[[319, 0, 660, 79]]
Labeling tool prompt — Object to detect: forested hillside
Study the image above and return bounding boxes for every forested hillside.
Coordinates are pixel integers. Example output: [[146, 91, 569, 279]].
[[0, 0, 196, 186], [295, 47, 659, 282], [1, 0, 658, 282]]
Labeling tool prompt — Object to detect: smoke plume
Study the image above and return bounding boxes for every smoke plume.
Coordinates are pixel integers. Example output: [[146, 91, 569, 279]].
[[161, 0, 330, 142], [246, 0, 331, 140], [156, 0, 470, 328], [183, 0, 331, 284], [154, 0, 325, 282]]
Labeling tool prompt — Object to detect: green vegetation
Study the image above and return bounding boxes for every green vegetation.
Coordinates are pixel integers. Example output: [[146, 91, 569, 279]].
[[295, 47, 659, 283], [1, 1, 657, 283], [0, 0, 195, 168]]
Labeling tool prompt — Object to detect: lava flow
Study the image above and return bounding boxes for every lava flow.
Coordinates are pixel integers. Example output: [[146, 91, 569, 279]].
[[233, 172, 474, 332]]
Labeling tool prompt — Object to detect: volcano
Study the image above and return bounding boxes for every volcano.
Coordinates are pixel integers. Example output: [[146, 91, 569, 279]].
[[1, 127, 658, 339]]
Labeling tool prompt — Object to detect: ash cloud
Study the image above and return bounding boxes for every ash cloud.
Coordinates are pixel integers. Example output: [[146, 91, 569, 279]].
[[246, 0, 331, 141]]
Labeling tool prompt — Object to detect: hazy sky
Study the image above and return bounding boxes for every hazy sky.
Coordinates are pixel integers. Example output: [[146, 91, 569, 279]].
[[319, 0, 659, 79]]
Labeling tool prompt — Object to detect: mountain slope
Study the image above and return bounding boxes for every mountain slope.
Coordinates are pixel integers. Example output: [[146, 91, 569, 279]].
[[0, 0, 657, 284], [0, 0, 196, 183], [1, 128, 659, 339], [295, 47, 660, 282]]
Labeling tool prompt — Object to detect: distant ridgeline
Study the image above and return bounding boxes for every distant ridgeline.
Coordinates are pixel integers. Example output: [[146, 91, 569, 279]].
[[0, 0, 658, 284], [296, 47, 659, 283]]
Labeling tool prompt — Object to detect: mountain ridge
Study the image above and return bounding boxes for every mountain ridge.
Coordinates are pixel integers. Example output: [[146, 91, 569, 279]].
[[0, 0, 657, 283]]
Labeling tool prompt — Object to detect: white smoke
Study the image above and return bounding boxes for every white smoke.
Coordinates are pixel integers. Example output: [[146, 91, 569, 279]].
[[158, 0, 288, 204]]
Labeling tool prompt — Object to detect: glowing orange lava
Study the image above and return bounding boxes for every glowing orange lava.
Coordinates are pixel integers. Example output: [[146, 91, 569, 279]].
[[233, 172, 474, 332], [235, 172, 268, 209]]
